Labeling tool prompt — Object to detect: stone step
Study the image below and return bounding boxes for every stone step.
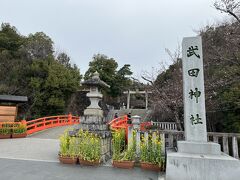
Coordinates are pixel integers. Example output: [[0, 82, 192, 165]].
[[107, 109, 152, 122]]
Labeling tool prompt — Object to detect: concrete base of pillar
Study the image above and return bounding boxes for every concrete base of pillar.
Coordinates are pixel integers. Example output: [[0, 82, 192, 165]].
[[166, 151, 240, 180], [177, 141, 221, 155]]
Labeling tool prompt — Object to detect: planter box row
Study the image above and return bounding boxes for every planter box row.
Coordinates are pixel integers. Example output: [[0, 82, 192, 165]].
[[0, 133, 27, 139], [59, 156, 100, 166], [112, 160, 164, 172], [59, 157, 164, 172]]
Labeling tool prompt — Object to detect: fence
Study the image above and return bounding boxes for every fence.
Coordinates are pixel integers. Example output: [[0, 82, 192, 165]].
[[127, 128, 239, 159], [161, 130, 240, 159], [22, 114, 80, 135], [127, 127, 165, 156], [151, 122, 177, 131]]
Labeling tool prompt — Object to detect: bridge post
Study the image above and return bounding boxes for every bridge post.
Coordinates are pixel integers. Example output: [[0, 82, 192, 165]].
[[21, 120, 27, 126], [57, 117, 60, 125], [68, 113, 72, 125], [43, 118, 46, 128]]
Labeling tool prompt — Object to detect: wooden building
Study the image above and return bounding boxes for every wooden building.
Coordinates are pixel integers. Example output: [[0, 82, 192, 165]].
[[0, 95, 28, 122]]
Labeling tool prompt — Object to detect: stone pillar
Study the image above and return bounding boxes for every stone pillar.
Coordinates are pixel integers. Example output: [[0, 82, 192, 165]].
[[128, 126, 133, 150], [178, 36, 220, 154], [127, 90, 130, 109], [183, 37, 206, 142], [145, 91, 148, 109], [136, 130, 140, 156], [166, 36, 240, 180], [132, 115, 141, 156]]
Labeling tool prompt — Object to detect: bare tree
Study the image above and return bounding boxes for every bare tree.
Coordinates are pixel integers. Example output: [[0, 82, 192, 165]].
[[144, 22, 240, 132], [214, 0, 240, 23], [142, 48, 184, 131]]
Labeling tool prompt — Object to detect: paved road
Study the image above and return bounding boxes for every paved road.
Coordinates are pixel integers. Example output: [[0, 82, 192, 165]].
[[28, 125, 74, 139], [0, 138, 59, 162], [0, 158, 160, 180]]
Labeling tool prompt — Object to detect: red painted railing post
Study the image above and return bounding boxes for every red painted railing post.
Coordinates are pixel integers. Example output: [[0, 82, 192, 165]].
[[68, 113, 72, 125], [20, 120, 28, 134], [21, 120, 27, 126], [57, 116, 60, 125], [43, 118, 46, 128]]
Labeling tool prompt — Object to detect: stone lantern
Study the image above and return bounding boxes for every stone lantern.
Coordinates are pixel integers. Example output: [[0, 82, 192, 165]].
[[132, 115, 141, 130], [73, 71, 111, 163], [81, 71, 110, 118]]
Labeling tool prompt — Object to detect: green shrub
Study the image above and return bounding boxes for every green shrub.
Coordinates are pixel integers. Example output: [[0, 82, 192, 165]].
[[112, 129, 125, 160], [12, 124, 27, 134], [0, 127, 11, 135], [140, 132, 165, 167], [122, 146, 135, 161], [112, 129, 136, 161], [122, 130, 136, 161], [59, 130, 71, 157], [59, 129, 101, 161], [77, 129, 101, 162]]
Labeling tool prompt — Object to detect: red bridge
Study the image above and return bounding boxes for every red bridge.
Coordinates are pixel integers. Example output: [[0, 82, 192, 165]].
[[108, 115, 152, 138], [23, 114, 80, 135], [0, 114, 80, 136], [0, 114, 150, 137]]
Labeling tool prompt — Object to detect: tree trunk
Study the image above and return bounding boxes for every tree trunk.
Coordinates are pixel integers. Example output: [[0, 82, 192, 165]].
[[174, 111, 183, 131]]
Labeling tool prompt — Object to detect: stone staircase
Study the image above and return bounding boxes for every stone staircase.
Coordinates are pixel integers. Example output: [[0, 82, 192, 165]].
[[107, 109, 152, 122]]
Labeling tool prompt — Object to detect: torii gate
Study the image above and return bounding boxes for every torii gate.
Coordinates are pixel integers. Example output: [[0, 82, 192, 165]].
[[123, 89, 152, 109]]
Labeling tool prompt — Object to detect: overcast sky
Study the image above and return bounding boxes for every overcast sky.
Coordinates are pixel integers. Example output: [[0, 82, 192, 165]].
[[0, 0, 226, 78]]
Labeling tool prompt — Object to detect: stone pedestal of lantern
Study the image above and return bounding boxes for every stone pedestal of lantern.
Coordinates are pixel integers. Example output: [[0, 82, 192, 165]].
[[166, 37, 240, 180], [128, 115, 141, 156], [74, 72, 112, 163]]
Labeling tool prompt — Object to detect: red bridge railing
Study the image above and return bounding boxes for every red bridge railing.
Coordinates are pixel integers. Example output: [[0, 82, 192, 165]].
[[21, 114, 80, 135], [108, 115, 128, 130], [108, 115, 152, 140]]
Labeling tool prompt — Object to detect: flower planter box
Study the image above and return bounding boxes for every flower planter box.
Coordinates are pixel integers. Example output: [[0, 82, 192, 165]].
[[140, 162, 161, 172], [0, 134, 11, 139], [79, 159, 100, 166], [59, 156, 78, 164], [12, 133, 27, 138], [112, 160, 135, 169]]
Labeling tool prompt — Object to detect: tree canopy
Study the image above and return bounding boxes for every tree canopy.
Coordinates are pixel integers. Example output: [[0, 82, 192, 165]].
[[0, 23, 82, 119], [84, 54, 133, 98]]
